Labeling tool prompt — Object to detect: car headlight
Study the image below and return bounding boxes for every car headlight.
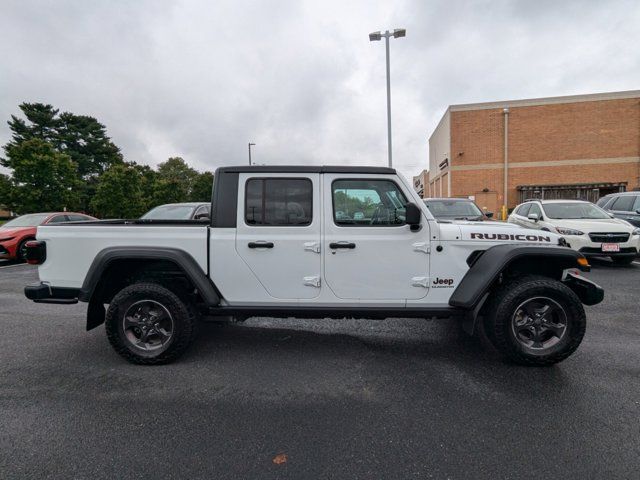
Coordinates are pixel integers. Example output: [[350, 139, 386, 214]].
[[632, 228, 640, 236], [555, 227, 584, 235]]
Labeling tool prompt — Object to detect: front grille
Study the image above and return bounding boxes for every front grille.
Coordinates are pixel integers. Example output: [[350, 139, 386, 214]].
[[579, 247, 637, 255], [588, 232, 630, 243], [0, 245, 7, 254]]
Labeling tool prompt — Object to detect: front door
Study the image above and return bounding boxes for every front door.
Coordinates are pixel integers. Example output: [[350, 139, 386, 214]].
[[323, 174, 430, 302], [236, 173, 321, 300]]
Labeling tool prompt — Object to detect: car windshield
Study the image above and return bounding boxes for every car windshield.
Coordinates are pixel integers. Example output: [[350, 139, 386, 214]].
[[2, 213, 50, 227], [424, 200, 484, 220], [141, 205, 196, 220], [543, 202, 611, 219]]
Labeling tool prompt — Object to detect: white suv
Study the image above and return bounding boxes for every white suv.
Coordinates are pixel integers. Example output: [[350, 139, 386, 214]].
[[509, 199, 640, 265]]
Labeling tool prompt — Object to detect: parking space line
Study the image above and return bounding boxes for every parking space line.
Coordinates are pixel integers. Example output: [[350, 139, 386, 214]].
[[0, 262, 30, 270]]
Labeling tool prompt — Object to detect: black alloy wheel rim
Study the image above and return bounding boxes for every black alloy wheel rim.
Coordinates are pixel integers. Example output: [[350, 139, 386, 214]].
[[511, 296, 568, 352], [122, 300, 175, 353]]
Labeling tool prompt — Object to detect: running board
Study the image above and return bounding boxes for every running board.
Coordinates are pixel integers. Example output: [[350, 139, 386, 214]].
[[205, 305, 463, 320]]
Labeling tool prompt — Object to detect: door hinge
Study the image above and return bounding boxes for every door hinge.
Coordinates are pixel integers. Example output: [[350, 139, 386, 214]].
[[411, 276, 429, 288], [304, 241, 321, 253], [412, 242, 430, 254], [303, 276, 321, 288]]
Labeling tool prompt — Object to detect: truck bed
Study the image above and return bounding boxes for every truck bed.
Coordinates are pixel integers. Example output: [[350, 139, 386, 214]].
[[36, 224, 209, 288]]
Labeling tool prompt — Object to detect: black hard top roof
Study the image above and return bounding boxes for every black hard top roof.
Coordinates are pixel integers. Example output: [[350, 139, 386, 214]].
[[216, 165, 396, 174]]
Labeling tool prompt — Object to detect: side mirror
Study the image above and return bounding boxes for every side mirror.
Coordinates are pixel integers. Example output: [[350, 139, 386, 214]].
[[405, 202, 421, 231], [194, 213, 210, 221], [636, 209, 640, 214], [485, 211, 494, 218], [527, 213, 540, 222]]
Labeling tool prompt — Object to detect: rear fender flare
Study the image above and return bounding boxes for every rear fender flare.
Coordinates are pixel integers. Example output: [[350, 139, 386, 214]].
[[80, 247, 221, 330]]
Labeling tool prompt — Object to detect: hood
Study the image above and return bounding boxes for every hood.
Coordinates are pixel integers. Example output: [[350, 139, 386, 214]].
[[0, 226, 32, 237], [551, 217, 634, 232], [446, 219, 520, 228]]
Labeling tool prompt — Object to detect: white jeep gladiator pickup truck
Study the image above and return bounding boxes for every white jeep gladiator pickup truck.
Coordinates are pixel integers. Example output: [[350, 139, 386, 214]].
[[24, 166, 603, 365]]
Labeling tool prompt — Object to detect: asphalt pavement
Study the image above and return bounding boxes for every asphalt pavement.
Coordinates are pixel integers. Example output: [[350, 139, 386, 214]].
[[1, 259, 639, 479]]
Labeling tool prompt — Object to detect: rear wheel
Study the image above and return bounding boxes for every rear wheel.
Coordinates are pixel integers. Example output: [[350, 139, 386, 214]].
[[105, 283, 197, 365], [484, 275, 586, 366], [611, 256, 635, 266]]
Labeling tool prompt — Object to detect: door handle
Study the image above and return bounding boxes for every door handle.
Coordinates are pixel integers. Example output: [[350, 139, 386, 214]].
[[329, 242, 356, 249], [248, 241, 274, 249]]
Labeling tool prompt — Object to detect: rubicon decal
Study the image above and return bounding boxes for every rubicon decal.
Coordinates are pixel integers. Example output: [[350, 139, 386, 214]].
[[470, 233, 552, 242], [432, 277, 455, 288]]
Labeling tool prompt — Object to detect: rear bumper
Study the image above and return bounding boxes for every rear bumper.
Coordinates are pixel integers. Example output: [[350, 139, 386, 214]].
[[24, 283, 80, 304], [563, 272, 604, 306]]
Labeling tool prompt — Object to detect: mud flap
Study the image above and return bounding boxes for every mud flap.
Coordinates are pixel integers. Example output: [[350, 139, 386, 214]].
[[86, 298, 106, 331]]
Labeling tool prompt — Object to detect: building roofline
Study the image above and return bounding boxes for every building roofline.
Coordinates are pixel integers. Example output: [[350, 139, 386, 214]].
[[428, 107, 451, 141], [448, 89, 640, 112]]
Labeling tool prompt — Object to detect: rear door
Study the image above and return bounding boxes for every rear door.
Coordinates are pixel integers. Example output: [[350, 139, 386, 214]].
[[323, 174, 430, 302], [235, 173, 321, 300]]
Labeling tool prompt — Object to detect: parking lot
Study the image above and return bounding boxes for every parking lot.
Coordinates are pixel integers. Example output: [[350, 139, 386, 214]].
[[1, 259, 639, 479]]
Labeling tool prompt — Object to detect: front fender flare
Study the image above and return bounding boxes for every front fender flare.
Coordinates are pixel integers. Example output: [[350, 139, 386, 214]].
[[449, 244, 588, 310]]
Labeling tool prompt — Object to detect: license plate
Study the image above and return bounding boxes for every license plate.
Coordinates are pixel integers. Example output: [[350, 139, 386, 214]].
[[602, 243, 620, 252]]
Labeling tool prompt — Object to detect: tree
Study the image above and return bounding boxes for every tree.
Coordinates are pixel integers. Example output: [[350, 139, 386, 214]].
[[1, 139, 81, 213], [190, 171, 214, 202], [4, 103, 123, 212], [153, 157, 198, 205], [90, 163, 147, 218]]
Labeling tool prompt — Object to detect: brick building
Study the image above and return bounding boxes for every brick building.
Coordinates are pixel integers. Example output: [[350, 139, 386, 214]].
[[426, 90, 640, 216]]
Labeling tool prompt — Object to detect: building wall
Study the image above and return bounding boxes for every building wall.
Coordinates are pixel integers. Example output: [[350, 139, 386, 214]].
[[446, 94, 640, 210]]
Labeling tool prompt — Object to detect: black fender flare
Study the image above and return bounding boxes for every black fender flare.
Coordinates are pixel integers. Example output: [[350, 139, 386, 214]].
[[80, 247, 221, 330], [449, 244, 588, 310]]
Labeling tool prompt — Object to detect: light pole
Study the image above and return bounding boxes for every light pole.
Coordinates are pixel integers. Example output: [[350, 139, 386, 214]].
[[248, 142, 255, 165], [369, 28, 405, 168]]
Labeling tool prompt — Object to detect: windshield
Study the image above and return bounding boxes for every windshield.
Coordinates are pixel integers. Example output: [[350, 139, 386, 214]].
[[141, 205, 196, 220], [424, 200, 484, 219], [2, 213, 50, 228], [543, 202, 611, 219]]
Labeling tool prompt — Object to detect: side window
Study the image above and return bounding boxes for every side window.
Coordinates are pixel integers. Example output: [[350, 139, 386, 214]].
[[245, 178, 312, 226], [632, 196, 640, 212], [529, 203, 542, 218], [48, 215, 68, 223], [611, 196, 635, 212], [518, 203, 531, 217], [596, 197, 611, 208], [332, 179, 408, 226], [67, 214, 88, 222]]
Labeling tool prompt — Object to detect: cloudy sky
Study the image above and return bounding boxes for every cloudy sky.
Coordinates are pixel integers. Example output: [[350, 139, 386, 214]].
[[1, 0, 639, 180]]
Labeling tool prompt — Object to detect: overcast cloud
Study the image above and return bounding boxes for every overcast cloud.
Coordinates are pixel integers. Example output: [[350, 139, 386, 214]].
[[1, 0, 639, 179]]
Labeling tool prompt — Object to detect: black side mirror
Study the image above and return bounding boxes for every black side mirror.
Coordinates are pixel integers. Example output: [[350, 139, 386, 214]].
[[194, 213, 210, 221], [405, 202, 421, 231], [485, 211, 494, 218]]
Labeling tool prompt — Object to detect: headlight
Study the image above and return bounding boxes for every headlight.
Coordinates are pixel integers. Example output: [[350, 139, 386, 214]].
[[632, 228, 640, 236], [555, 227, 584, 235]]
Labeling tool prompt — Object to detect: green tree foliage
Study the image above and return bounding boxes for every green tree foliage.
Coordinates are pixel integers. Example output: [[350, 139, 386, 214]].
[[4, 103, 123, 211], [1, 139, 81, 213], [153, 157, 198, 205], [90, 163, 147, 218], [190, 171, 214, 201]]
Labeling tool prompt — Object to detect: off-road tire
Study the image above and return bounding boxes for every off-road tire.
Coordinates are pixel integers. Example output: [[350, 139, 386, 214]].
[[484, 275, 586, 366], [105, 283, 197, 365], [611, 256, 635, 266]]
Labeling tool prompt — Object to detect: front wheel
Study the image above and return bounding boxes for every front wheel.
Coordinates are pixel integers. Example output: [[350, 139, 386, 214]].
[[105, 283, 197, 365], [484, 275, 586, 366]]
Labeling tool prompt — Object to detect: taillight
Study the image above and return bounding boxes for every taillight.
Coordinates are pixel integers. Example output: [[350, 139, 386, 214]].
[[25, 240, 46, 265]]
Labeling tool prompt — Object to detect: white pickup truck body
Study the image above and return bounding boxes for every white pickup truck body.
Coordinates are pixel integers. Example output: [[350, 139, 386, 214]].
[[25, 166, 603, 365]]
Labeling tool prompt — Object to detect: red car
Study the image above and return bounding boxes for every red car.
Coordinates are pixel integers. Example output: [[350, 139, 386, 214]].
[[0, 212, 96, 261]]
